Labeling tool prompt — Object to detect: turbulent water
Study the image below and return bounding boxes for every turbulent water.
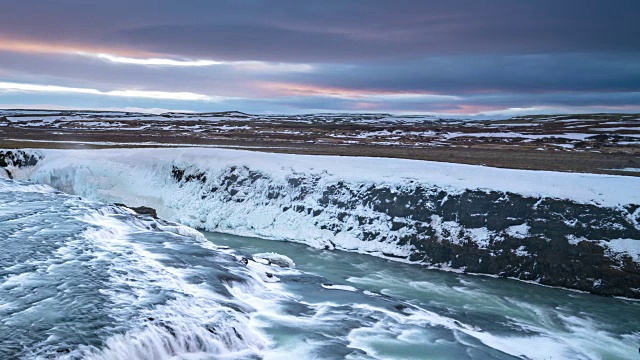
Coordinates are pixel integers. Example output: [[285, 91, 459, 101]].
[[0, 179, 270, 359], [1, 178, 639, 359], [210, 232, 640, 360]]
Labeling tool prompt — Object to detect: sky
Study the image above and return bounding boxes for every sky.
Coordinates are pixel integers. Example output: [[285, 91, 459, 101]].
[[0, 0, 638, 117]]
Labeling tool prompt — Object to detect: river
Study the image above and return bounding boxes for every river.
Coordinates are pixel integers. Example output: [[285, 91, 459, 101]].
[[0, 178, 638, 359]]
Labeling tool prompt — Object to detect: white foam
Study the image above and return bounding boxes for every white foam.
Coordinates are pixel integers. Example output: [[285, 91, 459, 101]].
[[0, 180, 57, 194], [321, 284, 358, 292], [252, 252, 295, 268], [68, 208, 271, 359]]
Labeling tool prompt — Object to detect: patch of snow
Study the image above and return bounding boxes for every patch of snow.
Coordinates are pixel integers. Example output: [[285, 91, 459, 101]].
[[566, 235, 587, 245], [607, 168, 640, 173], [442, 132, 597, 141], [600, 239, 640, 262], [505, 223, 530, 239], [514, 246, 530, 257], [430, 216, 493, 248], [551, 144, 574, 149], [321, 284, 358, 292], [487, 123, 541, 127], [591, 127, 640, 132], [466, 227, 492, 248]]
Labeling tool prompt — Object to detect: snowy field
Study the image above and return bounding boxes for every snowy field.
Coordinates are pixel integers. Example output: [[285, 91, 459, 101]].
[[1, 110, 638, 151]]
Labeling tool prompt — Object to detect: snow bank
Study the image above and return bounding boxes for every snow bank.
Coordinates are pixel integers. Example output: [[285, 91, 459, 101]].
[[25, 147, 640, 206]]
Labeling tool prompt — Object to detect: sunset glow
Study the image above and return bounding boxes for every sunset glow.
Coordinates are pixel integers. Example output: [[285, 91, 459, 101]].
[[0, 1, 637, 115]]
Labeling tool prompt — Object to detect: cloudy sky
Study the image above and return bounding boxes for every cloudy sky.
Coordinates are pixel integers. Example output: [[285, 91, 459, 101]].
[[0, 0, 638, 116]]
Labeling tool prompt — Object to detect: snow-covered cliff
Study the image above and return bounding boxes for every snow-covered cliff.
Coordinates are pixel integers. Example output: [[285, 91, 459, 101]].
[[3, 148, 640, 297]]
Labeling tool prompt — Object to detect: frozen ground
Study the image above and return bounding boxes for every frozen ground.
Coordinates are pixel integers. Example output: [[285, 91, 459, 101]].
[[1, 110, 638, 151], [2, 110, 638, 176]]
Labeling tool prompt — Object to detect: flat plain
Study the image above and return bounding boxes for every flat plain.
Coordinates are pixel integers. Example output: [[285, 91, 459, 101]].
[[1, 110, 638, 176]]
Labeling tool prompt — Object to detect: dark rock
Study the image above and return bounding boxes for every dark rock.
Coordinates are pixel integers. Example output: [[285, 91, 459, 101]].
[[232, 327, 243, 341], [205, 324, 217, 335], [114, 203, 158, 218], [394, 304, 412, 315], [158, 322, 176, 337], [0, 150, 41, 169], [1, 168, 12, 179], [271, 172, 640, 298]]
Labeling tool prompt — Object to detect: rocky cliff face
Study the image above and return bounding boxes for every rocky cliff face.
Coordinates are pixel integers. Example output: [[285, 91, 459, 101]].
[[3, 148, 639, 298], [170, 164, 640, 298]]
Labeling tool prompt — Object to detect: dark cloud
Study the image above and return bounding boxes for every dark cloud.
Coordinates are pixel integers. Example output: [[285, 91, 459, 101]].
[[112, 1, 640, 62], [0, 1, 638, 62], [0, 51, 259, 96], [3, 49, 638, 97], [0, 1, 639, 114], [281, 53, 640, 93]]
